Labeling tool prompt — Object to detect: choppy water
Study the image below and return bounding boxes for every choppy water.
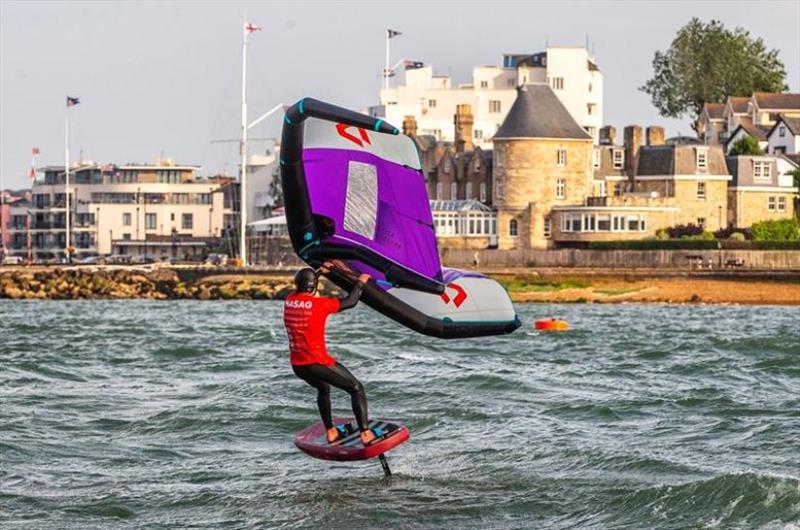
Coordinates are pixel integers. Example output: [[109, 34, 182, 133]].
[[1, 300, 799, 529]]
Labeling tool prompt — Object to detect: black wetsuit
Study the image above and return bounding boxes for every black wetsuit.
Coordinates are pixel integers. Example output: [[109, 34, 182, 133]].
[[291, 283, 369, 431]]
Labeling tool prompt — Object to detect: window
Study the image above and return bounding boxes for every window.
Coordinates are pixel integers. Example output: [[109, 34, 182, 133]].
[[696, 181, 706, 200], [428, 99, 437, 108], [145, 213, 157, 230], [544, 217, 552, 239], [443, 157, 452, 173], [474, 129, 483, 140], [593, 149, 601, 168], [627, 216, 642, 231], [697, 217, 706, 229], [480, 182, 487, 202], [495, 147, 504, 168], [597, 214, 611, 231], [182, 213, 193, 230], [583, 213, 596, 232], [557, 149, 566, 166], [489, 100, 501, 113], [768, 196, 776, 211], [753, 161, 771, 180], [466, 182, 473, 199], [450, 182, 457, 199], [779, 125, 786, 137], [587, 103, 596, 115], [696, 149, 708, 170], [170, 213, 175, 221], [122, 233, 131, 241], [588, 82, 593, 92], [551, 77, 564, 90], [612, 149, 624, 169], [480, 80, 488, 89], [495, 177, 504, 199], [436, 182, 443, 200], [561, 213, 582, 232], [122, 212, 132, 226], [509, 219, 518, 236], [556, 178, 566, 199], [778, 196, 787, 212]]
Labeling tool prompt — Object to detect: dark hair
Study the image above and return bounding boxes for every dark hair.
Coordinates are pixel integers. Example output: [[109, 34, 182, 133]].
[[294, 268, 318, 293]]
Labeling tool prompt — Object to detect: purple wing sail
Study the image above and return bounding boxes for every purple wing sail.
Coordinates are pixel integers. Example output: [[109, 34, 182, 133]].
[[302, 118, 442, 285], [280, 98, 519, 338]]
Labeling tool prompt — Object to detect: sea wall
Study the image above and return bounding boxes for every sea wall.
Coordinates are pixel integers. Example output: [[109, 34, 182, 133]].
[[0, 268, 298, 300], [440, 248, 800, 270]]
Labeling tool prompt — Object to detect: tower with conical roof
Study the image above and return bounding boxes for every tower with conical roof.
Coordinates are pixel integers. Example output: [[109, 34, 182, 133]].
[[492, 84, 593, 248]]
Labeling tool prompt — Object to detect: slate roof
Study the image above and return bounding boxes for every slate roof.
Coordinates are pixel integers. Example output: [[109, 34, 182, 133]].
[[493, 84, 592, 140], [769, 115, 800, 137], [703, 102, 724, 120], [727, 96, 750, 114], [752, 92, 800, 110], [637, 145, 728, 176]]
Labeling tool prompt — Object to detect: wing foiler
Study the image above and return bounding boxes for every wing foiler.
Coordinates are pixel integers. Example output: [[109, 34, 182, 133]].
[[280, 97, 520, 338]]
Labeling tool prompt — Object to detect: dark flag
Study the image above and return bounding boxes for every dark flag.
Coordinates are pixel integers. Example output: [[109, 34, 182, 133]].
[[404, 60, 424, 70], [387, 29, 401, 38], [67, 96, 80, 107]]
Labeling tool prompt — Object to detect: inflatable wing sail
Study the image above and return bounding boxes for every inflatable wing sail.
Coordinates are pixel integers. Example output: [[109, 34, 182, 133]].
[[280, 98, 520, 338]]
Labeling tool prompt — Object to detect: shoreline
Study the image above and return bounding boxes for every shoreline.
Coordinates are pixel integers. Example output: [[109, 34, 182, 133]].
[[1, 266, 798, 305]]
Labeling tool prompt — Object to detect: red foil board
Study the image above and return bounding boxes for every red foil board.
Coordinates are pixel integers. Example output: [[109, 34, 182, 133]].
[[294, 417, 410, 461]]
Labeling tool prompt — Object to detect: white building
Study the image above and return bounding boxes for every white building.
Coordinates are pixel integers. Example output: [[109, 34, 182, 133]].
[[767, 115, 800, 156], [6, 161, 229, 260], [371, 47, 603, 144]]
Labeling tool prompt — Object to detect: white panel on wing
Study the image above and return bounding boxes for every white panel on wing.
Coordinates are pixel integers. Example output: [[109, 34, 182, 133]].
[[344, 161, 378, 239], [389, 277, 516, 323], [303, 117, 421, 170]]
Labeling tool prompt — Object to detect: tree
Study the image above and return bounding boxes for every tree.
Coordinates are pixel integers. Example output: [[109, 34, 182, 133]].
[[640, 18, 787, 133], [728, 136, 763, 156], [790, 167, 800, 198]]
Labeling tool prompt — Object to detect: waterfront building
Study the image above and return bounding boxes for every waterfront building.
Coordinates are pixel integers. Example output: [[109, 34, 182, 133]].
[[5, 161, 230, 261], [372, 47, 603, 145], [492, 83, 594, 249], [726, 154, 798, 227]]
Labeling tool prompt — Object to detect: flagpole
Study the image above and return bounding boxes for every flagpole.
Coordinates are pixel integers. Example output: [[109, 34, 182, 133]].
[[384, 29, 390, 96], [240, 19, 248, 267], [65, 100, 71, 262]]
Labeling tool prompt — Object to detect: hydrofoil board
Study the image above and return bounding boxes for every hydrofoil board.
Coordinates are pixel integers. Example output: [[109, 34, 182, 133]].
[[294, 417, 409, 461]]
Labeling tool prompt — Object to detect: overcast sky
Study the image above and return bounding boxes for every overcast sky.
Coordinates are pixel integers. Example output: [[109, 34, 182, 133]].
[[1, 0, 799, 189]]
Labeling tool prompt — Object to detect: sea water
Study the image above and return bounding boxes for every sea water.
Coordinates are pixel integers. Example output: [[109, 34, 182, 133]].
[[1, 300, 798, 529]]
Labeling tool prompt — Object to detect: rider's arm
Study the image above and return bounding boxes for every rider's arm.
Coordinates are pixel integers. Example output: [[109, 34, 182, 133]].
[[336, 273, 370, 312]]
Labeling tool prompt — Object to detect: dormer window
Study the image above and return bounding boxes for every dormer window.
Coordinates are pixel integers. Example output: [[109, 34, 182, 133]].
[[753, 160, 771, 180], [696, 149, 708, 170], [612, 149, 624, 169], [480, 80, 488, 89]]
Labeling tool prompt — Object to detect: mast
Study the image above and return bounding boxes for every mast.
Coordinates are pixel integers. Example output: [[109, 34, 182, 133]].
[[65, 100, 71, 262], [240, 19, 248, 266]]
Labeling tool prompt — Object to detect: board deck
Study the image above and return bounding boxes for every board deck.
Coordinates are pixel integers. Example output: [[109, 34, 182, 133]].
[[294, 417, 410, 461]]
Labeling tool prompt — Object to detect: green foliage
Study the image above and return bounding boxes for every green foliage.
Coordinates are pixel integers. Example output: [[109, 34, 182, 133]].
[[790, 167, 800, 198], [587, 239, 800, 250], [750, 218, 800, 241], [728, 136, 763, 156], [728, 232, 746, 241], [640, 18, 786, 131]]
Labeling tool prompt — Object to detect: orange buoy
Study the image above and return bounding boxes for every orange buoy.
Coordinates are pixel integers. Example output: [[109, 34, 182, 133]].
[[534, 319, 569, 331]]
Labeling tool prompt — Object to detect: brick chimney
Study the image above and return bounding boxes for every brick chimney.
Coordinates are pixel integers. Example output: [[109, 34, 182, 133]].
[[623, 125, 643, 176], [402, 115, 417, 137], [454, 104, 474, 153], [646, 126, 665, 146], [599, 126, 616, 146]]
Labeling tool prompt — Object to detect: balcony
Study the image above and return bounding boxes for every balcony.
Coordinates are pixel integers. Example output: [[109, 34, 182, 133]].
[[585, 196, 608, 207]]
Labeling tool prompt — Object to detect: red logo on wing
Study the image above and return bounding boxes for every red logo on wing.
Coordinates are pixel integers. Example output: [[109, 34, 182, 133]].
[[440, 283, 467, 308], [336, 123, 371, 147]]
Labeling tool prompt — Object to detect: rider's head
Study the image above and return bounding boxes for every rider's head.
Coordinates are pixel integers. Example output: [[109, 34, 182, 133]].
[[294, 267, 319, 294]]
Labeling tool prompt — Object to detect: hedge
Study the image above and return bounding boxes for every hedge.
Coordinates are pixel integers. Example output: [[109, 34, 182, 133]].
[[586, 240, 800, 250]]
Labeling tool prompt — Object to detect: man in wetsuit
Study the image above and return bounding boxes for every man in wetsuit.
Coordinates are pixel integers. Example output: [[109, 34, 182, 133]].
[[284, 261, 378, 446]]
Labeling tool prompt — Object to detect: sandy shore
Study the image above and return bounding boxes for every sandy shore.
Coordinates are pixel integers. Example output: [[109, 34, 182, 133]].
[[501, 276, 800, 305]]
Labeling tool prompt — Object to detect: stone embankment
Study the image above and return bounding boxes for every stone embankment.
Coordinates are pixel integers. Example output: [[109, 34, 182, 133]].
[[0, 268, 298, 300]]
